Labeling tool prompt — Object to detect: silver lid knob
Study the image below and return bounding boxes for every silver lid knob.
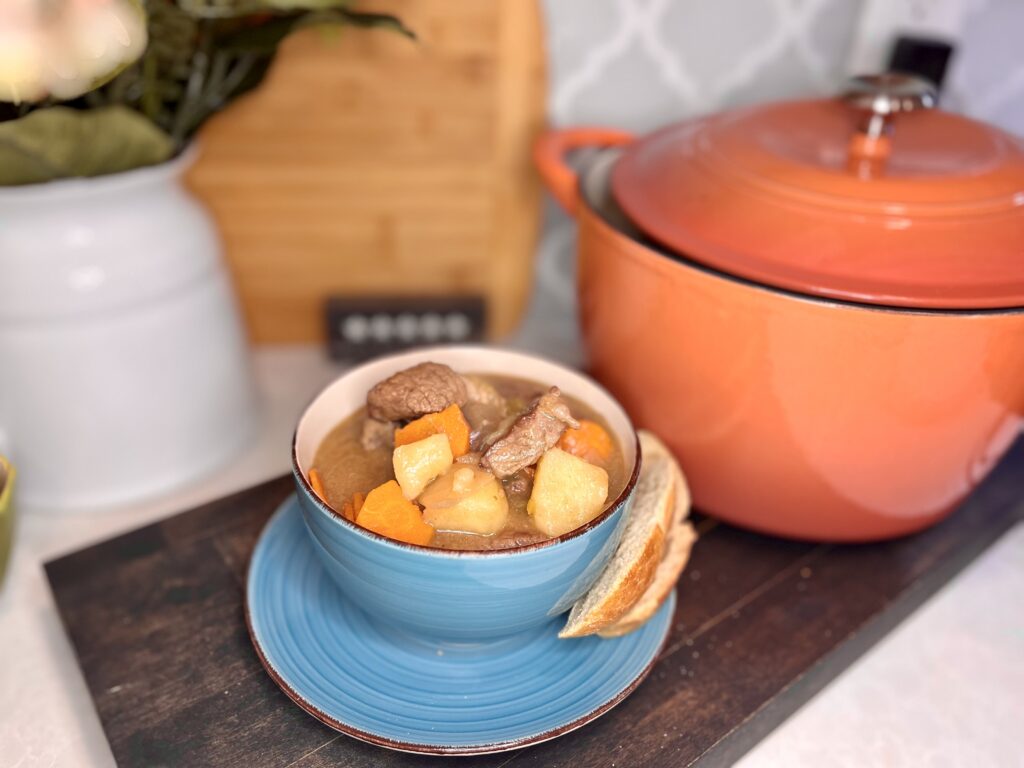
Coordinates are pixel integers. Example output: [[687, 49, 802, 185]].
[[843, 73, 937, 139]]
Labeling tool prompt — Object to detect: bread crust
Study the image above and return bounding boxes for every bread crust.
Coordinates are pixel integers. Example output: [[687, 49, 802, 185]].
[[558, 524, 668, 638], [597, 434, 695, 638], [597, 519, 696, 637]]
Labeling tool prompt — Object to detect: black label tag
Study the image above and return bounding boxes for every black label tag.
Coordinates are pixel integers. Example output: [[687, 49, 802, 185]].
[[326, 295, 487, 362]]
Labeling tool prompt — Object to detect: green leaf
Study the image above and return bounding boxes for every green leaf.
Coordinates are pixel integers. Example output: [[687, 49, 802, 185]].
[[332, 9, 415, 39], [215, 14, 316, 53], [0, 106, 174, 186], [212, 8, 413, 51]]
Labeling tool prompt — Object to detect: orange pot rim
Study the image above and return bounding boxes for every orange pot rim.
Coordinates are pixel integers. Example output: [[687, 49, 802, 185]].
[[577, 161, 1024, 319]]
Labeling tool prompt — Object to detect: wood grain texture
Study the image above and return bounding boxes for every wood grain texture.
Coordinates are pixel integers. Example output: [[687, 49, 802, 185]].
[[186, 0, 546, 343], [47, 443, 1024, 767]]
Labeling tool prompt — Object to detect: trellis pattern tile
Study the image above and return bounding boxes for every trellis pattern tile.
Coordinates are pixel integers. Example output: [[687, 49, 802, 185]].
[[542, 0, 864, 131], [541, 0, 1024, 135]]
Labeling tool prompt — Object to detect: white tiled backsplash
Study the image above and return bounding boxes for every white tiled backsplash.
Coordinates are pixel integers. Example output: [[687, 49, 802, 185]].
[[947, 0, 1024, 133], [540, 0, 1024, 136]]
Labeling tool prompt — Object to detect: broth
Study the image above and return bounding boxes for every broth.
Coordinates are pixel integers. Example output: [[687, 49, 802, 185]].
[[313, 373, 626, 550]]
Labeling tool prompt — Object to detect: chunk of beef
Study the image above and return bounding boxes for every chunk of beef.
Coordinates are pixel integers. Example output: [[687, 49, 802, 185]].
[[361, 417, 394, 451], [462, 375, 507, 409], [461, 375, 511, 451], [504, 466, 534, 503], [465, 403, 513, 453], [482, 387, 579, 478], [366, 362, 468, 422]]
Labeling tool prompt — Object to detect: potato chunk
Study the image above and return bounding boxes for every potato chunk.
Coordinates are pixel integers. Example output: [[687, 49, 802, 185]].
[[527, 448, 609, 537], [420, 465, 509, 535], [393, 433, 453, 500]]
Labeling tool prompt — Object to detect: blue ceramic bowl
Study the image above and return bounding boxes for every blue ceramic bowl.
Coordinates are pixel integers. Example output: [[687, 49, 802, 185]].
[[292, 347, 640, 641]]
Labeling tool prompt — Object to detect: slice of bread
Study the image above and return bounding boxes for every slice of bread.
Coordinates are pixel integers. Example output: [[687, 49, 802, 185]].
[[558, 431, 677, 639], [598, 512, 695, 638], [642, 431, 681, 532], [599, 432, 694, 637]]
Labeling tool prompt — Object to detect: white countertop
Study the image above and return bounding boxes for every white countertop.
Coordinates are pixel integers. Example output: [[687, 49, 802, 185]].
[[1, 343, 1022, 767]]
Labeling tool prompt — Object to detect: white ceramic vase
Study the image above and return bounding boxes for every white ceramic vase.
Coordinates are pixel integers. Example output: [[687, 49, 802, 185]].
[[0, 149, 258, 512]]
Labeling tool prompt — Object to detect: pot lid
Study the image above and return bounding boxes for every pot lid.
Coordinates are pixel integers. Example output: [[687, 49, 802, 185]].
[[612, 74, 1024, 309]]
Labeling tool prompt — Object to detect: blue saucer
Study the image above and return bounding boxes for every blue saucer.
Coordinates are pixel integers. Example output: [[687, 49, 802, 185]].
[[246, 496, 674, 755]]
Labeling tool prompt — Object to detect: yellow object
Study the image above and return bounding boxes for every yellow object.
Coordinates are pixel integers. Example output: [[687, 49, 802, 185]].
[[528, 448, 609, 538], [0, 456, 15, 588], [392, 433, 453, 500], [420, 465, 509, 535], [0, 0, 147, 103]]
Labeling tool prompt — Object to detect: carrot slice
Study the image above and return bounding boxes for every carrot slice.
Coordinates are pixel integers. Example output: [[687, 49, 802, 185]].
[[394, 404, 471, 457], [340, 491, 366, 522], [356, 480, 434, 546], [557, 420, 614, 465], [308, 468, 327, 501]]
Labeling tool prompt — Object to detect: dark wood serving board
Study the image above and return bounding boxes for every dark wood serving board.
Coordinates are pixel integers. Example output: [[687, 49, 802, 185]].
[[47, 441, 1024, 768]]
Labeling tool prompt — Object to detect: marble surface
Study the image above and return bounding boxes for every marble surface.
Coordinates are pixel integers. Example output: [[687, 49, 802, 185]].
[[1, 341, 1022, 767]]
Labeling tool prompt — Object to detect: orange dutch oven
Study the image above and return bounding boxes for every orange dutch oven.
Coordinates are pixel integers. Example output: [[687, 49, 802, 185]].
[[534, 74, 1024, 541]]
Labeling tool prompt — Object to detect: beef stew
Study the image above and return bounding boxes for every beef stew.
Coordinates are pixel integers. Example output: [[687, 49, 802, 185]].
[[311, 364, 626, 550]]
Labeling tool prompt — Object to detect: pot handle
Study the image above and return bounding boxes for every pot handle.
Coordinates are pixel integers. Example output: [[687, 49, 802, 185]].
[[842, 73, 936, 175], [533, 128, 635, 216]]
